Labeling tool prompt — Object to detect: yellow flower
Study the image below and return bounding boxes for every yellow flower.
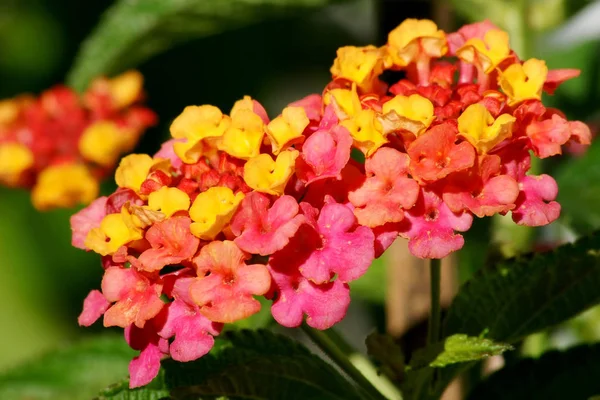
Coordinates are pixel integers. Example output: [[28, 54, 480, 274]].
[[387, 19, 447, 67], [189, 186, 245, 240], [382, 94, 435, 136], [115, 154, 166, 193], [230, 95, 255, 115], [0, 99, 21, 128], [458, 104, 515, 153], [217, 108, 264, 160], [340, 109, 387, 157], [0, 142, 33, 186], [108, 70, 143, 109], [85, 206, 144, 256], [148, 186, 191, 217], [499, 59, 548, 106], [330, 45, 385, 91], [266, 106, 309, 154], [79, 121, 134, 167], [32, 163, 99, 210], [170, 105, 230, 164], [243, 150, 299, 195], [456, 29, 510, 73], [323, 84, 362, 119]]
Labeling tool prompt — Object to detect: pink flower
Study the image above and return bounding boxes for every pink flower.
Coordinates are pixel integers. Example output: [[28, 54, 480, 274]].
[[156, 280, 222, 362], [296, 124, 353, 184], [154, 138, 184, 169], [289, 94, 323, 121], [400, 189, 473, 259], [349, 147, 420, 227], [267, 252, 350, 329], [230, 192, 305, 256], [137, 216, 199, 272], [301, 162, 364, 209], [295, 202, 375, 284], [408, 121, 476, 182], [190, 241, 271, 323], [544, 69, 580, 95], [101, 266, 164, 328], [512, 174, 560, 226], [78, 289, 110, 326], [70, 196, 108, 249], [526, 114, 574, 158], [443, 154, 519, 217], [125, 323, 168, 388]]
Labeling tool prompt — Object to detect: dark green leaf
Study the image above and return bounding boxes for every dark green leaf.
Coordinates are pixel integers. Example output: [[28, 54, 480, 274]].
[[365, 332, 405, 382], [468, 344, 600, 400], [0, 335, 135, 400], [101, 329, 362, 400], [444, 230, 600, 343], [425, 231, 600, 399], [66, 0, 344, 91], [556, 141, 600, 233]]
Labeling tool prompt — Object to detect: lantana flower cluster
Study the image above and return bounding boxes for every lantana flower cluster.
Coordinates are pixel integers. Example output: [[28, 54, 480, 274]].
[[0, 71, 156, 210], [72, 19, 590, 387]]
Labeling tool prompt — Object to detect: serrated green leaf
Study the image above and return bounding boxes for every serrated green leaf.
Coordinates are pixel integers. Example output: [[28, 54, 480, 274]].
[[365, 332, 405, 382], [556, 141, 600, 233], [426, 334, 512, 368], [444, 231, 600, 343], [0, 335, 135, 400], [420, 231, 600, 399], [101, 329, 362, 400], [468, 344, 600, 400], [66, 0, 345, 91]]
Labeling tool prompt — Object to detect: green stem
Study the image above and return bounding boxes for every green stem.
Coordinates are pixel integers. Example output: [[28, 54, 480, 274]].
[[427, 258, 442, 345], [301, 325, 386, 400]]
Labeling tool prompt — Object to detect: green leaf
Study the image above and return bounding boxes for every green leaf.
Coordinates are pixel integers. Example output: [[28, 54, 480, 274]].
[[365, 332, 405, 382], [414, 334, 512, 368], [468, 344, 600, 400], [0, 335, 135, 400], [444, 230, 600, 343], [422, 231, 600, 399], [101, 329, 362, 400], [66, 0, 344, 91], [350, 257, 386, 303], [556, 141, 600, 233]]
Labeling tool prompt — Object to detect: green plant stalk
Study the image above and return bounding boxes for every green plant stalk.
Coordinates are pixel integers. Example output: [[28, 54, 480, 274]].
[[427, 258, 442, 346], [301, 324, 386, 400]]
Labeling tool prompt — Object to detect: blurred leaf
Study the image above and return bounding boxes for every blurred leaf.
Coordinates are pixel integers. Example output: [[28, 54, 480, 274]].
[[468, 344, 600, 400], [410, 335, 512, 369], [66, 0, 346, 91], [365, 332, 405, 382], [228, 296, 274, 330], [0, 335, 135, 400], [102, 329, 361, 400], [350, 256, 386, 303], [556, 141, 600, 233]]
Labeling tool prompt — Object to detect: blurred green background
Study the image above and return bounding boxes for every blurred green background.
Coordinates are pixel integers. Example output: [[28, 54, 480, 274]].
[[1, 0, 599, 374]]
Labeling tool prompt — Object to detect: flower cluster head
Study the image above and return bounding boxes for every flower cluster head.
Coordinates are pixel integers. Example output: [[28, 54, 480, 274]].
[[0, 71, 156, 210], [73, 19, 589, 387]]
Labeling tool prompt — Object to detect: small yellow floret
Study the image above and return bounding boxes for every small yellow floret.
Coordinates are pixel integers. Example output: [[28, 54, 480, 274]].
[[243, 150, 299, 195], [498, 59, 548, 106], [148, 186, 191, 217], [382, 94, 435, 135], [79, 121, 134, 167], [340, 109, 387, 157], [330, 45, 385, 91], [266, 106, 309, 154], [189, 186, 245, 240], [85, 207, 144, 256], [32, 163, 98, 210], [170, 105, 230, 164], [115, 154, 156, 193], [456, 29, 510, 73], [0, 142, 33, 186], [108, 70, 143, 109], [218, 108, 264, 160], [458, 103, 516, 153], [387, 19, 447, 67]]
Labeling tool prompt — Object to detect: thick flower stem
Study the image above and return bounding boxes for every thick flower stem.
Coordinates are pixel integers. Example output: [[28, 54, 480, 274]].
[[427, 258, 442, 345], [301, 324, 386, 400]]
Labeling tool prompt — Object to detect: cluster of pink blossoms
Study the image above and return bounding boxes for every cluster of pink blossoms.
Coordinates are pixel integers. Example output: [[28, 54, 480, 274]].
[[0, 71, 156, 210], [72, 19, 590, 387]]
